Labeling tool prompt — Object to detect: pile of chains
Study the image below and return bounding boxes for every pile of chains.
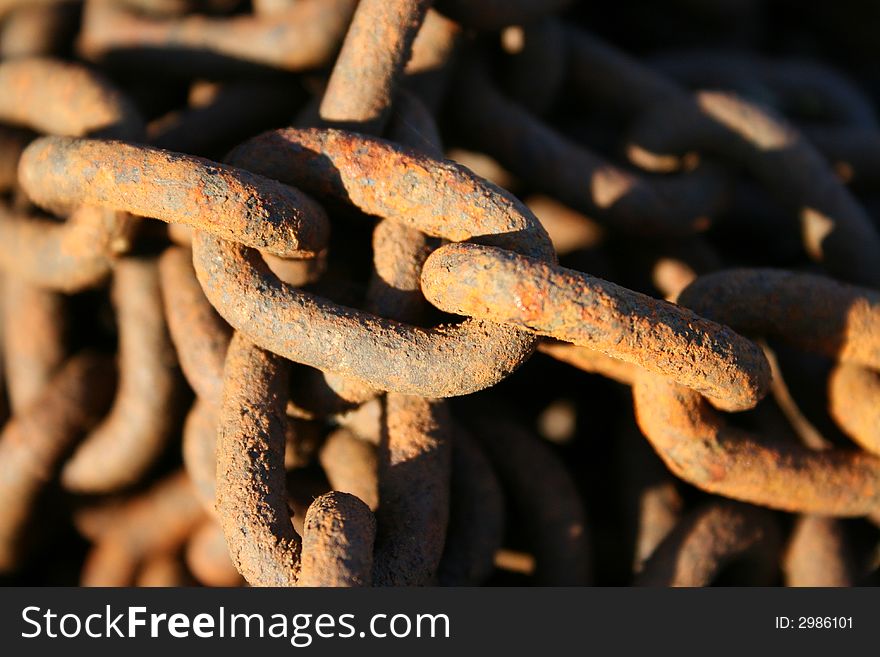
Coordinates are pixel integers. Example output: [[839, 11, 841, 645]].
[[0, 0, 878, 587]]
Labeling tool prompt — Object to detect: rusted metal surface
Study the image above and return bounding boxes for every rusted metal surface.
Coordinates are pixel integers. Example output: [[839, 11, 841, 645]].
[[422, 242, 770, 411], [216, 332, 301, 586], [633, 373, 880, 516], [372, 393, 451, 586], [0, 0, 877, 589], [225, 128, 554, 260], [298, 491, 376, 587], [19, 136, 330, 258], [217, 332, 377, 587], [677, 269, 880, 370], [319, 0, 433, 133], [192, 127, 555, 397]]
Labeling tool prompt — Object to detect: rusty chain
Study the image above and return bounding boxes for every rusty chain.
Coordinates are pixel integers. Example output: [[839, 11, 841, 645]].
[[0, 0, 877, 588]]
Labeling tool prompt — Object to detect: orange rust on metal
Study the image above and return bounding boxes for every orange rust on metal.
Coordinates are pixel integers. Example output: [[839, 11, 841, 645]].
[[1, 277, 66, 413], [372, 393, 451, 586], [316, 93, 445, 404], [0, 57, 144, 140], [677, 269, 880, 370], [422, 242, 770, 411], [217, 334, 301, 586], [80, 0, 358, 74], [0, 353, 114, 572], [226, 128, 553, 260], [192, 234, 542, 398], [81, 471, 205, 586], [633, 374, 880, 516], [321, 93, 445, 407], [828, 363, 880, 455], [636, 501, 780, 587], [217, 332, 376, 587], [319, 0, 433, 133], [19, 136, 330, 258], [195, 127, 553, 397], [2, 0, 878, 590], [363, 91, 443, 325], [783, 515, 854, 587], [298, 492, 377, 587], [62, 257, 181, 493]]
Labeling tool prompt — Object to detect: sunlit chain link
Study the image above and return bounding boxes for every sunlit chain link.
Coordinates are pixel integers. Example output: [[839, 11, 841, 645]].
[[420, 242, 769, 411], [634, 270, 880, 516], [18, 136, 330, 258], [195, 128, 555, 398], [213, 1, 457, 587]]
